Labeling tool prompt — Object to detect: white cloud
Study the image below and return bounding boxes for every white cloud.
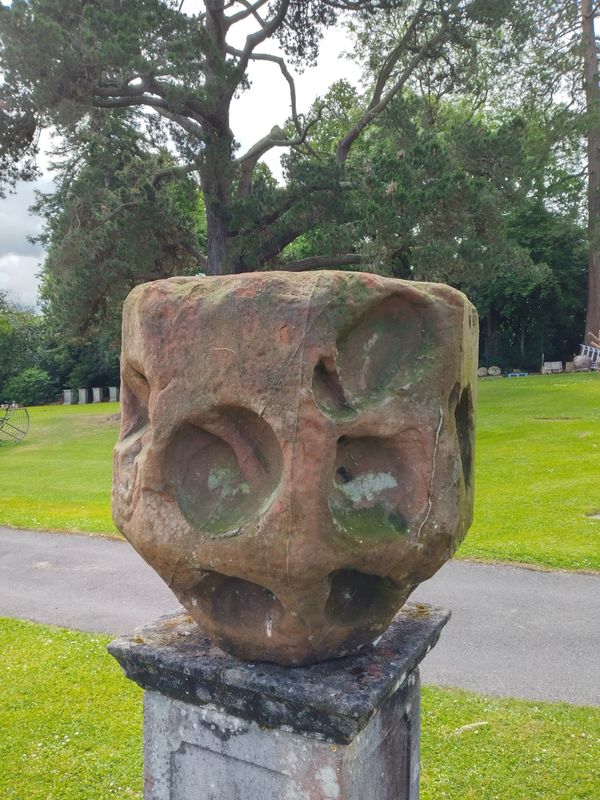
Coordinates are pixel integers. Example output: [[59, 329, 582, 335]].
[[0, 179, 48, 257], [0, 177, 49, 308], [0, 253, 42, 308]]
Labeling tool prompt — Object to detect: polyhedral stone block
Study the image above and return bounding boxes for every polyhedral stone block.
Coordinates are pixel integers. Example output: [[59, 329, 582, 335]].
[[113, 272, 477, 665]]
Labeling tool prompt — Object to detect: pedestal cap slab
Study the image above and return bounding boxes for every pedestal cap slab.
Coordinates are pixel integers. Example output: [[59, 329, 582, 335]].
[[108, 602, 450, 744]]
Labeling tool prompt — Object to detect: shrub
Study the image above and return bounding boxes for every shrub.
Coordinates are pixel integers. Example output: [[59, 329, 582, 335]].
[[2, 367, 57, 406]]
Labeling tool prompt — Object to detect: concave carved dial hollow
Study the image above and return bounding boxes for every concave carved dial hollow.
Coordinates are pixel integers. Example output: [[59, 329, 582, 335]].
[[313, 294, 429, 417], [183, 572, 285, 637], [452, 384, 474, 488], [164, 407, 283, 535], [329, 434, 429, 541], [325, 569, 404, 626]]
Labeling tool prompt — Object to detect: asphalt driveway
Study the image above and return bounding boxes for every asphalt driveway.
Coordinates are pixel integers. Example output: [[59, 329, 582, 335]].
[[1, 526, 598, 705]]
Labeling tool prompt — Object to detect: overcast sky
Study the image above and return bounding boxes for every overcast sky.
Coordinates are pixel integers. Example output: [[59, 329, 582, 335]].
[[0, 24, 361, 309]]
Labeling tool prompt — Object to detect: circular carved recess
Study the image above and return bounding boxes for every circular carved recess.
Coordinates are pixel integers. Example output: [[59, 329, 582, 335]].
[[313, 294, 428, 416], [325, 569, 403, 625], [167, 407, 283, 535], [451, 384, 474, 488], [120, 364, 150, 438], [184, 572, 285, 637], [329, 435, 427, 541]]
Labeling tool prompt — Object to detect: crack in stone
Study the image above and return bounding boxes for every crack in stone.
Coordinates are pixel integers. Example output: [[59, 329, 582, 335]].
[[415, 406, 443, 541]]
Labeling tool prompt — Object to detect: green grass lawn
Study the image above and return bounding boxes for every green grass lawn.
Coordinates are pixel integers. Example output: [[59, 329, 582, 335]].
[[0, 403, 119, 535], [0, 372, 599, 570], [0, 618, 142, 800], [461, 373, 600, 571], [1, 617, 598, 800]]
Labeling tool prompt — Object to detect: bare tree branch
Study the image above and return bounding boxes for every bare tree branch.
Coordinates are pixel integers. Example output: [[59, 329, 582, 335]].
[[254, 194, 335, 264], [236, 112, 323, 196], [152, 161, 202, 187], [92, 93, 169, 110], [324, 0, 399, 8], [369, 0, 428, 108], [227, 46, 302, 135], [235, 126, 290, 197], [337, 15, 448, 162], [237, 126, 289, 161], [226, 178, 336, 236], [91, 92, 206, 140], [154, 106, 206, 139], [235, 0, 291, 78], [275, 253, 364, 271], [93, 79, 149, 98], [205, 0, 228, 53], [225, 0, 269, 27]]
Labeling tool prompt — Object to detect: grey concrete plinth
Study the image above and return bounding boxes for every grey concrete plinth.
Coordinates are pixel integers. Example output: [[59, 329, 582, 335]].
[[109, 386, 120, 402], [63, 389, 74, 405], [78, 388, 88, 404], [109, 604, 449, 800], [92, 387, 102, 403]]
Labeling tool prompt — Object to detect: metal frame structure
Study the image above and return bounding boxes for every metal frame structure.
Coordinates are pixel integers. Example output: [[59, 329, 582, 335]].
[[580, 344, 600, 369], [0, 405, 30, 444]]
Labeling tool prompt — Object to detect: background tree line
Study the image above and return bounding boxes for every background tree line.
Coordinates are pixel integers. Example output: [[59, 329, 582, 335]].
[[0, 0, 597, 402]]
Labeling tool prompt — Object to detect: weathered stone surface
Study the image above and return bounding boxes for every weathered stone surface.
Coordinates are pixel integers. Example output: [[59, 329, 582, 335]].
[[142, 676, 420, 800], [108, 602, 449, 744], [113, 271, 477, 665]]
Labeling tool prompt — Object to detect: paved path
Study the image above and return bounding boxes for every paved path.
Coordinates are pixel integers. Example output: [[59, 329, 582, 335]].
[[0, 526, 598, 706]]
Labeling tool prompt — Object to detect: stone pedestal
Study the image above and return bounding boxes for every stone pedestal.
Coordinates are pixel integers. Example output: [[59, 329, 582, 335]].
[[63, 389, 74, 405], [109, 603, 449, 800], [78, 388, 89, 404], [109, 385, 120, 402], [92, 387, 102, 403]]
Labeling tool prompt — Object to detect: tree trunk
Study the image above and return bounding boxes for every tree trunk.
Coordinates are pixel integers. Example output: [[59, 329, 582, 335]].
[[202, 1, 235, 276], [520, 321, 526, 362], [199, 134, 234, 276], [205, 200, 230, 275], [582, 0, 600, 342], [484, 306, 499, 365]]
